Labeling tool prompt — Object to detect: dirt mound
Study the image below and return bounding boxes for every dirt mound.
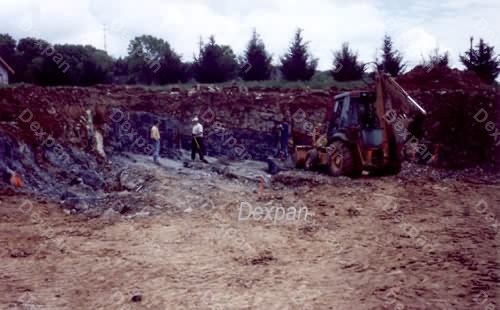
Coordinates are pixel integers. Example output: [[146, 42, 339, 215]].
[[393, 66, 499, 168], [398, 70, 499, 168], [397, 65, 487, 91]]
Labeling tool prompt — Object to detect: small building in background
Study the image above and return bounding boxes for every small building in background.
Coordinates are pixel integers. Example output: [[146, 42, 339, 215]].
[[0, 56, 15, 84]]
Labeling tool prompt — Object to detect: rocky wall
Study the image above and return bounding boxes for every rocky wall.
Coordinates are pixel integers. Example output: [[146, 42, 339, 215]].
[[1, 81, 498, 197], [0, 85, 333, 195]]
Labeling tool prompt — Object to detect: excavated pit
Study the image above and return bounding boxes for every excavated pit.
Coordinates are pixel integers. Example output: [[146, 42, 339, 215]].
[[0, 68, 499, 212], [0, 74, 499, 309]]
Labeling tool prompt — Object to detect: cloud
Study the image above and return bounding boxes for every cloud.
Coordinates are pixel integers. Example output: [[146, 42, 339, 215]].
[[397, 28, 443, 66], [0, 0, 499, 71]]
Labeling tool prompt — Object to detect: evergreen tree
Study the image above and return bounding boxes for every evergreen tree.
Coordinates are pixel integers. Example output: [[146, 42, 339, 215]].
[[460, 37, 500, 84], [377, 35, 406, 76], [280, 29, 318, 81], [422, 48, 450, 69], [240, 29, 272, 81], [193, 36, 238, 83], [332, 42, 365, 81]]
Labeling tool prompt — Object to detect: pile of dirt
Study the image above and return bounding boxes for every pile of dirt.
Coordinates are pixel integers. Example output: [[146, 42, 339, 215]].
[[397, 68, 499, 168], [397, 65, 488, 91]]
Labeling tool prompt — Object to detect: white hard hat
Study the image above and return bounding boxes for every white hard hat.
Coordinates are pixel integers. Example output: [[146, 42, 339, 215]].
[[192, 117, 199, 122]]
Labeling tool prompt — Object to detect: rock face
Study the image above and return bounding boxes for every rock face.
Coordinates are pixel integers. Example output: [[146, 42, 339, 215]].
[[0, 77, 498, 197], [0, 85, 333, 198], [0, 85, 334, 163]]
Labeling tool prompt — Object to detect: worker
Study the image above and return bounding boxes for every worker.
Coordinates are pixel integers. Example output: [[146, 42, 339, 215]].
[[150, 120, 161, 163], [313, 123, 328, 148], [273, 121, 283, 157], [280, 120, 290, 160], [312, 124, 321, 145], [192, 117, 208, 163]]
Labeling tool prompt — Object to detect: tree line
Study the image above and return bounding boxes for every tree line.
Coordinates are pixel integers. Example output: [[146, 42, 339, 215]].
[[0, 29, 498, 86]]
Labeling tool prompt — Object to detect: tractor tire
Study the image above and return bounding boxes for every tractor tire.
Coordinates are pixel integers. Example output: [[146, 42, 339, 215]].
[[328, 141, 358, 177], [304, 149, 319, 171]]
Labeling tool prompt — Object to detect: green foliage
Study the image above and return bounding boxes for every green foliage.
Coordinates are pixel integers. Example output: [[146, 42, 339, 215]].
[[14, 37, 47, 83], [377, 35, 406, 76], [127, 35, 157, 83], [193, 36, 238, 83], [332, 42, 365, 81], [10, 37, 112, 86], [421, 48, 450, 69], [280, 29, 318, 81], [126, 35, 188, 85], [240, 29, 273, 81], [460, 38, 500, 84], [111, 57, 129, 84], [0, 33, 16, 64], [42, 44, 114, 86]]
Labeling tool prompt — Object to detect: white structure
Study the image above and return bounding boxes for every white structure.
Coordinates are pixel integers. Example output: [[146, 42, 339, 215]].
[[0, 57, 14, 84]]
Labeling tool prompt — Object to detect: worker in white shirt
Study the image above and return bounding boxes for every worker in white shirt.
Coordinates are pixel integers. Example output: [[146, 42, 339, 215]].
[[191, 117, 208, 163], [150, 120, 161, 163]]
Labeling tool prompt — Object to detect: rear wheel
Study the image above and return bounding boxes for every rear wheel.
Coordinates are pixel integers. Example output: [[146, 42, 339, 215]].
[[328, 141, 358, 177]]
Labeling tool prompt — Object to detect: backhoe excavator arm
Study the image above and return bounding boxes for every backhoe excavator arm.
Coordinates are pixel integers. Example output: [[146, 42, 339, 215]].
[[374, 71, 427, 162], [381, 73, 427, 116]]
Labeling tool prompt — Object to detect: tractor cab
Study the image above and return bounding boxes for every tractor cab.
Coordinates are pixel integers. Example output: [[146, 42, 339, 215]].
[[328, 91, 383, 149]]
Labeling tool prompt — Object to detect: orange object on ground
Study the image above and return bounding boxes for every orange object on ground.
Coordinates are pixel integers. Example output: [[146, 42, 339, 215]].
[[258, 176, 265, 195], [10, 174, 23, 188]]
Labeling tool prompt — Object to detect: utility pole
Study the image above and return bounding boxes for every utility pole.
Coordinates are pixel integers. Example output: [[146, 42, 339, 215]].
[[198, 36, 203, 55]]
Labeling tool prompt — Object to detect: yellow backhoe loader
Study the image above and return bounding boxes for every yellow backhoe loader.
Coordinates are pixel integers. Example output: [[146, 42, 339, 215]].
[[294, 70, 427, 176]]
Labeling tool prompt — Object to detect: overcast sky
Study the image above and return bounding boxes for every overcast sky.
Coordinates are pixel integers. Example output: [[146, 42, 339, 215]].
[[1, 0, 499, 70]]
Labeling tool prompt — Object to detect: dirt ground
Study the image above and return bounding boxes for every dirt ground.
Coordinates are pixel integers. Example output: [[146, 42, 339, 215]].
[[0, 157, 499, 309]]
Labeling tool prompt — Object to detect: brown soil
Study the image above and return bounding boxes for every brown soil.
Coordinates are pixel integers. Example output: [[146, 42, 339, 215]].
[[1, 158, 498, 309], [397, 65, 488, 91]]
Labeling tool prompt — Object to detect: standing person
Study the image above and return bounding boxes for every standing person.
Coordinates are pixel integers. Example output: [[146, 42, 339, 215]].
[[192, 117, 208, 163], [273, 122, 283, 157], [280, 120, 290, 160], [151, 120, 161, 163]]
